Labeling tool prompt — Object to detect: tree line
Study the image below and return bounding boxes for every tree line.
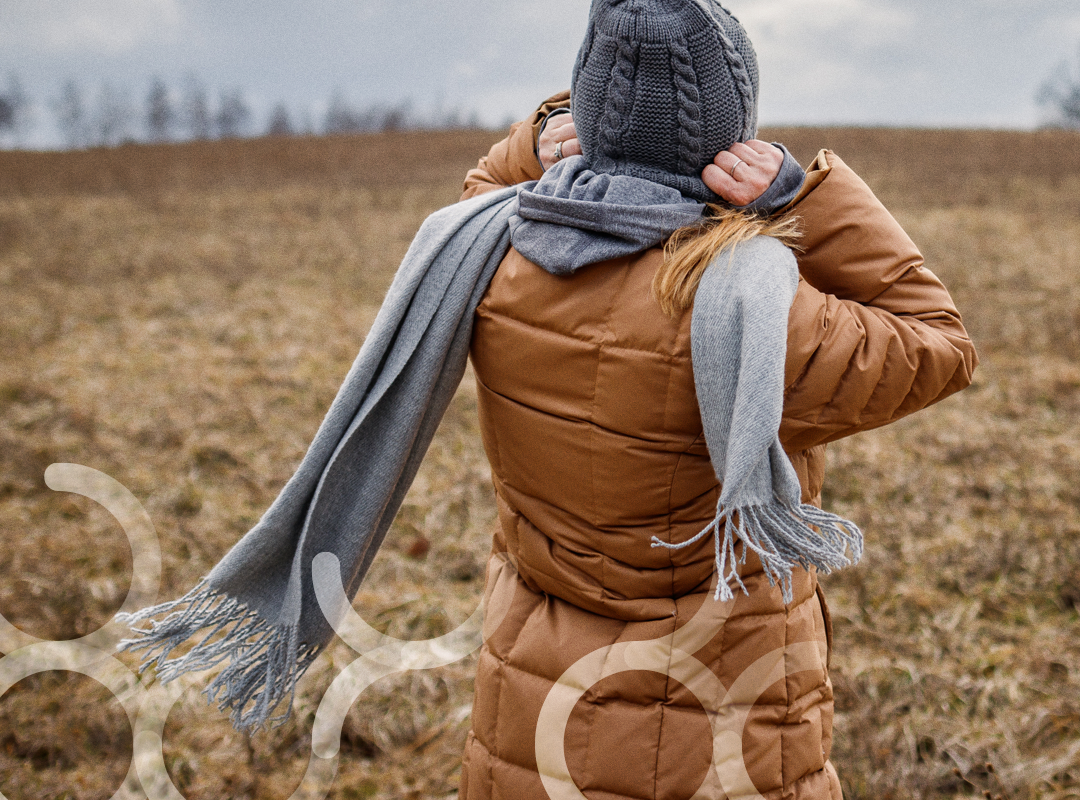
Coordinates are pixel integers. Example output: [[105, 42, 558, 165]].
[[0, 73, 483, 150], [1038, 45, 1080, 130], [4, 49, 1080, 150]]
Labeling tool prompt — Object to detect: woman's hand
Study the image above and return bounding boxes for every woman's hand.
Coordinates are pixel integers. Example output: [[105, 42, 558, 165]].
[[701, 141, 784, 206], [537, 113, 582, 171], [538, 112, 783, 207]]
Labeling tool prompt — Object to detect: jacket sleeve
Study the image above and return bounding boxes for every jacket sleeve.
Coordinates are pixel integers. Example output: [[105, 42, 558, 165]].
[[460, 91, 571, 200], [779, 150, 978, 452]]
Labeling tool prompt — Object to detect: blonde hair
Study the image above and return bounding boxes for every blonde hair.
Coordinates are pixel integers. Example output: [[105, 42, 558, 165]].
[[653, 206, 802, 316]]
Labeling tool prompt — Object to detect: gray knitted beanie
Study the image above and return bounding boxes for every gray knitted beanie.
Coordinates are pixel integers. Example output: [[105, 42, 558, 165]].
[[570, 0, 760, 203]]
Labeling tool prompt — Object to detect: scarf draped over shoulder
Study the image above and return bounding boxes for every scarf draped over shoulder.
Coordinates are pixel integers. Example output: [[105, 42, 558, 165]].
[[117, 156, 860, 731]]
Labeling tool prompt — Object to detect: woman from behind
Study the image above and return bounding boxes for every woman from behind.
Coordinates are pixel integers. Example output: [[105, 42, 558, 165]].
[[461, 1, 978, 798]]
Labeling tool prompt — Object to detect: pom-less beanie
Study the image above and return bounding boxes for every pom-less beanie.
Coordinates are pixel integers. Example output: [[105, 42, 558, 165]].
[[571, 0, 760, 203]]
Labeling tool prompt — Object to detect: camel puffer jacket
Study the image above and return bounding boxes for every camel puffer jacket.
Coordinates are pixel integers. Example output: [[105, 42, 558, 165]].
[[458, 105, 977, 800]]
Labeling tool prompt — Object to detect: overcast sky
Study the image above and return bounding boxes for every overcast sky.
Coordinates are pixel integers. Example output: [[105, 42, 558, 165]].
[[2, 0, 1079, 146]]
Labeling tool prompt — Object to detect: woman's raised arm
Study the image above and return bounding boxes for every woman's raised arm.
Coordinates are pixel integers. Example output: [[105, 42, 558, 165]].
[[779, 150, 978, 452], [460, 92, 569, 200]]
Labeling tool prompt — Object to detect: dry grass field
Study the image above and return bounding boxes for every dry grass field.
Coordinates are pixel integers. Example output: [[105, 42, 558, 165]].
[[1, 123, 1079, 800]]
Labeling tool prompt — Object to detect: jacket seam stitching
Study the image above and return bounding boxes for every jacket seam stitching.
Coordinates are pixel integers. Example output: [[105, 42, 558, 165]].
[[594, 263, 629, 601]]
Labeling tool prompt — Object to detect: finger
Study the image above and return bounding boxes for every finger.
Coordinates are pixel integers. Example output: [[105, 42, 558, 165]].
[[538, 115, 571, 155], [560, 138, 583, 158], [703, 162, 750, 202], [703, 162, 766, 206], [539, 142, 558, 171], [702, 162, 734, 193], [727, 140, 765, 164], [552, 121, 578, 144], [538, 125, 582, 170], [744, 141, 784, 172], [741, 142, 784, 178], [712, 151, 745, 179], [743, 139, 779, 156], [545, 114, 575, 137], [737, 142, 782, 187]]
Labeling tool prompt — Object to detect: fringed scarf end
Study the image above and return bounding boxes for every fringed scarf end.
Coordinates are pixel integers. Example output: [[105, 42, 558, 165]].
[[116, 580, 322, 731], [651, 509, 746, 603], [652, 501, 863, 604]]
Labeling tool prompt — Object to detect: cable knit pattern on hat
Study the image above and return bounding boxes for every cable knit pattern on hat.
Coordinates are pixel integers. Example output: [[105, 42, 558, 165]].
[[709, 9, 757, 141], [595, 38, 639, 173], [571, 0, 759, 203], [671, 42, 703, 176]]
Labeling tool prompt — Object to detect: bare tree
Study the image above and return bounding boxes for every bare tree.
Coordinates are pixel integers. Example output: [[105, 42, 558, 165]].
[[54, 79, 88, 149], [324, 91, 361, 133], [381, 101, 411, 132], [92, 83, 135, 146], [0, 73, 30, 146], [324, 93, 418, 134], [266, 102, 293, 136], [181, 75, 212, 140], [0, 97, 14, 134], [215, 88, 252, 139], [146, 77, 175, 142], [1038, 45, 1080, 128]]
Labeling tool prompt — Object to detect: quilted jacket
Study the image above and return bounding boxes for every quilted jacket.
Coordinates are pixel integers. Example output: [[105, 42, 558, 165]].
[[458, 96, 977, 800]]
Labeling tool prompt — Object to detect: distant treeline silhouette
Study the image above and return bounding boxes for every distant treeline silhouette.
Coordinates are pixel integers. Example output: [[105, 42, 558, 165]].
[[5, 44, 1077, 149], [0, 73, 485, 150], [1037, 44, 1080, 129]]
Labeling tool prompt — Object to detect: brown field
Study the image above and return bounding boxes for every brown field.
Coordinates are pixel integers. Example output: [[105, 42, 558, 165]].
[[1, 124, 1079, 800]]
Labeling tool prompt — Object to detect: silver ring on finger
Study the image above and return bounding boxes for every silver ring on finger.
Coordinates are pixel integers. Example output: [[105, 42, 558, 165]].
[[554, 141, 564, 161], [729, 158, 743, 178]]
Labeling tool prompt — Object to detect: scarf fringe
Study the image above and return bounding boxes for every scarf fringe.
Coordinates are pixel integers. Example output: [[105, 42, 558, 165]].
[[115, 579, 322, 731], [652, 501, 863, 603]]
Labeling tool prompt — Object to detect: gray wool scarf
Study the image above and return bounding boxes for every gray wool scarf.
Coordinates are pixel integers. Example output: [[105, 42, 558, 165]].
[[117, 156, 860, 732], [655, 235, 863, 602]]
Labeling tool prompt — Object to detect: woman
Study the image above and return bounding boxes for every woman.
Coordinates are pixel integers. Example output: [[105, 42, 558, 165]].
[[456, 1, 978, 798], [118, 2, 976, 796]]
